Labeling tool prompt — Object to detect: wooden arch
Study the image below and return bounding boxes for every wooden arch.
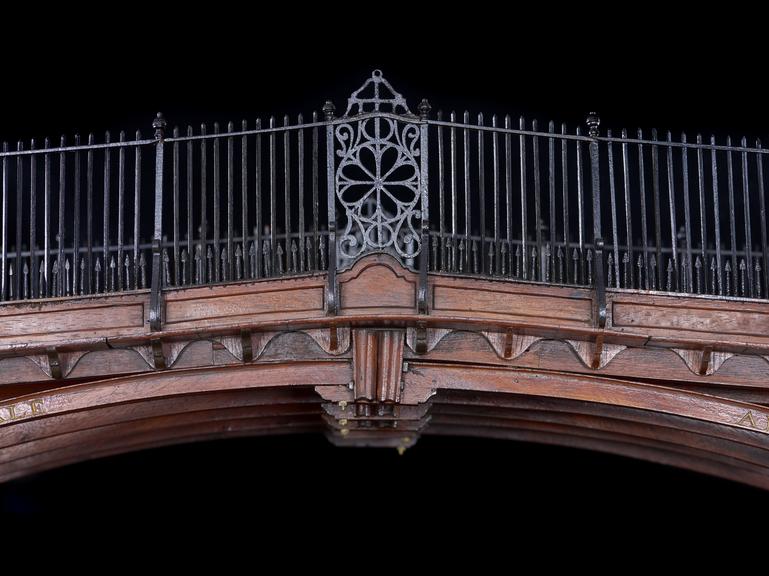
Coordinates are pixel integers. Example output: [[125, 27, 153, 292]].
[[3, 254, 769, 488]]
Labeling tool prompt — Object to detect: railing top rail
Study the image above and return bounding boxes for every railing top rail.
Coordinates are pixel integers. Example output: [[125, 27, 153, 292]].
[[0, 137, 156, 158], [599, 133, 766, 154], [427, 118, 593, 142]]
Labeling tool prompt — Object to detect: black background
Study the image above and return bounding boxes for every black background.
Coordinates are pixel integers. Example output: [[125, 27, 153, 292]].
[[3, 16, 769, 523]]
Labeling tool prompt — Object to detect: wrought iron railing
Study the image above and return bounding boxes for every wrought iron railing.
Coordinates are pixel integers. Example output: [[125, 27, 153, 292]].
[[2, 70, 768, 329]]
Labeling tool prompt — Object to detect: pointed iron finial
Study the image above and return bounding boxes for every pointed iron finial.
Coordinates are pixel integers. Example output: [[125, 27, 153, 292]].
[[418, 98, 431, 120], [323, 100, 336, 121], [586, 112, 601, 137], [153, 112, 167, 140]]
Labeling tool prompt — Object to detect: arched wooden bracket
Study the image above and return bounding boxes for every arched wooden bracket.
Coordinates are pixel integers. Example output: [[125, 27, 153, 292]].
[[566, 336, 626, 369], [130, 339, 184, 371], [673, 347, 734, 376], [406, 327, 451, 355], [29, 348, 87, 379], [481, 330, 544, 361]]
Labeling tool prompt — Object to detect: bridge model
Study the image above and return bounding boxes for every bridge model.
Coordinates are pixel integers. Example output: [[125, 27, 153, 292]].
[[2, 70, 769, 488]]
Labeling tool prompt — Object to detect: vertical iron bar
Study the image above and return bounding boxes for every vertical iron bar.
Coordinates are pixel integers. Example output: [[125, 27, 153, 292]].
[[297, 115, 305, 273], [312, 113, 319, 271], [696, 134, 708, 292], [493, 115, 500, 273], [227, 121, 235, 281], [172, 127, 180, 286], [255, 118, 263, 278], [477, 113, 486, 274], [650, 129, 663, 291], [72, 137, 81, 295], [270, 116, 277, 275], [58, 136, 66, 296], [638, 130, 650, 288], [548, 121, 556, 283], [587, 113, 605, 326], [505, 116, 512, 270], [241, 120, 249, 279], [741, 137, 754, 297], [86, 135, 93, 294], [44, 138, 51, 297], [103, 132, 111, 292], [118, 132, 126, 290], [418, 99, 431, 312], [757, 140, 769, 297], [520, 117, 528, 278], [1, 143, 6, 301], [562, 124, 570, 283], [30, 140, 37, 298], [135, 130, 143, 288], [620, 130, 634, 288], [575, 127, 585, 282], [532, 120, 542, 281], [451, 111, 458, 237], [607, 132, 620, 287], [681, 133, 693, 293], [185, 127, 192, 284], [15, 142, 23, 299], [464, 111, 471, 272], [200, 124, 208, 280], [438, 111, 445, 250], [666, 132, 679, 291], [213, 123, 220, 282], [283, 115, 291, 275], [726, 137, 738, 294], [711, 135, 723, 295]]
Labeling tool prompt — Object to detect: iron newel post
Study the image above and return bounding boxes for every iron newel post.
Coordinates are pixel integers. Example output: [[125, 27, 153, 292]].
[[150, 112, 167, 331], [417, 98, 431, 316], [587, 111, 606, 329], [323, 100, 338, 316]]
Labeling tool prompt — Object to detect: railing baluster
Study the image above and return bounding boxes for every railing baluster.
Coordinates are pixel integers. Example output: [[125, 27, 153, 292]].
[[477, 113, 486, 275], [532, 119, 542, 282], [575, 127, 584, 284], [15, 142, 23, 300], [118, 131, 126, 291], [757, 140, 769, 297], [255, 118, 263, 278], [311, 113, 319, 272], [562, 124, 570, 284], [58, 136, 67, 297], [620, 130, 634, 289], [135, 130, 143, 290], [103, 132, 112, 293], [741, 137, 754, 298], [227, 121, 235, 281], [666, 132, 679, 292], [241, 120, 249, 279], [681, 133, 693, 295], [1, 142, 6, 301], [173, 127, 180, 286], [283, 115, 291, 277], [696, 134, 708, 293], [711, 135, 723, 295], [72, 137, 80, 295], [29, 139, 37, 299], [200, 123, 208, 276], [505, 116, 512, 277], [638, 130, 650, 289], [607, 131, 620, 288], [86, 135, 94, 295], [323, 101, 337, 314], [297, 115, 305, 273], [547, 121, 556, 283], [44, 138, 51, 297], [270, 116, 277, 276], [650, 129, 663, 292], [587, 113, 605, 327], [464, 111, 471, 273], [213, 122, 221, 282], [519, 116, 528, 279], [438, 111, 445, 271], [726, 136, 738, 295], [186, 127, 193, 285], [493, 115, 500, 275], [149, 113, 166, 331]]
